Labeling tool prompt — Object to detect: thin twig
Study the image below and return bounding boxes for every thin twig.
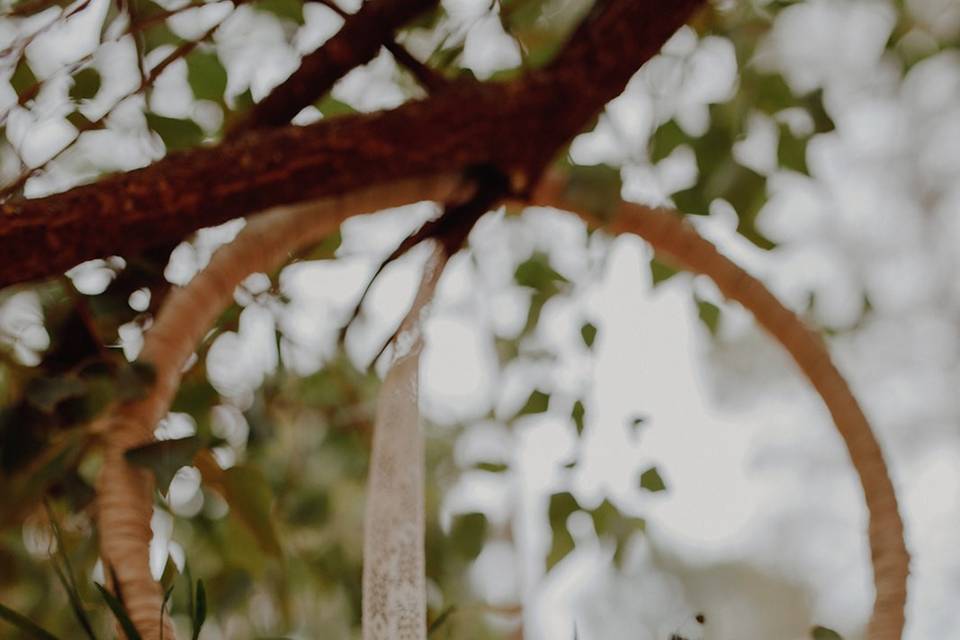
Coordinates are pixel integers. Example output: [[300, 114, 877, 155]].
[[1, 18, 225, 198], [0, 0, 247, 128]]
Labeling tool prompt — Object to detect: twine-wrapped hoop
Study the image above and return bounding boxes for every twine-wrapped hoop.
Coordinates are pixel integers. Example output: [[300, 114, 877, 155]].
[[533, 174, 910, 640], [90, 172, 908, 640]]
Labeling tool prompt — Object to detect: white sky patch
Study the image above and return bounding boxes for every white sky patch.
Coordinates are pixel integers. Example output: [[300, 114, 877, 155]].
[[421, 314, 497, 425], [462, 13, 522, 80]]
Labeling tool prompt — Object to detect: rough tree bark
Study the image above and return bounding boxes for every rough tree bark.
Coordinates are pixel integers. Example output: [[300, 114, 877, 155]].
[[228, 0, 441, 135], [12, 0, 908, 637], [0, 0, 703, 290], [2, 0, 912, 636], [79, 2, 707, 637]]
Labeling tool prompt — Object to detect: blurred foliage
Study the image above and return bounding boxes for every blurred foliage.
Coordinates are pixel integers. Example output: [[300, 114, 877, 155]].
[[811, 626, 845, 640], [0, 0, 933, 636]]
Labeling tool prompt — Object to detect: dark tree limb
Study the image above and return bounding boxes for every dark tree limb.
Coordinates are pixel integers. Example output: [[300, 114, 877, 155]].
[[383, 39, 449, 94], [303, 0, 449, 94], [227, 0, 441, 136], [0, 0, 704, 290], [343, 164, 511, 361]]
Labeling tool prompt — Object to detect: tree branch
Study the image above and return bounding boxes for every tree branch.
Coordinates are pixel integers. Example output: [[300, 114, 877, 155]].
[[303, 0, 449, 94], [227, 0, 441, 136], [0, 0, 704, 291], [533, 175, 910, 640]]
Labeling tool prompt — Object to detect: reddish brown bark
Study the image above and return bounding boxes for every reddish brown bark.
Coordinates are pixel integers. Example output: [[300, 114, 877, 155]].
[[227, 0, 441, 135], [0, 0, 704, 290]]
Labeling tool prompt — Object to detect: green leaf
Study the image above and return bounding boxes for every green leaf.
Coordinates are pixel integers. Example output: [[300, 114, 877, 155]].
[[546, 492, 580, 570], [185, 563, 195, 629], [751, 72, 794, 115], [696, 299, 721, 336], [192, 580, 206, 640], [449, 512, 487, 560], [649, 258, 678, 286], [548, 492, 580, 524], [10, 58, 38, 98], [96, 582, 143, 640], [649, 119, 688, 163], [145, 113, 205, 152], [514, 252, 567, 291], [405, 3, 443, 30], [546, 533, 575, 572], [671, 185, 711, 219], [777, 123, 808, 174], [25, 376, 88, 413], [722, 164, 773, 250], [303, 230, 341, 260], [316, 97, 355, 118], [231, 88, 255, 113], [580, 322, 597, 348], [513, 254, 567, 337], [222, 465, 282, 556], [664, 101, 774, 248], [141, 21, 180, 53], [160, 584, 175, 640], [116, 361, 157, 401], [186, 51, 227, 102], [65, 376, 113, 422], [676, 160, 772, 249], [428, 606, 456, 636], [46, 504, 97, 640], [0, 601, 61, 639], [805, 89, 835, 134], [65, 111, 99, 132], [170, 378, 218, 417], [125, 435, 204, 491], [562, 162, 623, 221], [9, 0, 72, 16], [589, 499, 620, 537], [69, 68, 101, 102], [639, 466, 667, 493], [571, 400, 586, 436], [474, 461, 509, 473], [429, 43, 464, 72], [1, 433, 87, 524], [589, 499, 645, 566], [501, 0, 542, 29], [255, 0, 304, 24], [517, 389, 550, 417], [811, 626, 844, 640], [287, 490, 330, 525]]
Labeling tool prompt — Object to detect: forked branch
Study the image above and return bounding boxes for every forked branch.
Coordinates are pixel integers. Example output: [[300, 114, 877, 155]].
[[228, 0, 441, 135], [0, 0, 705, 290]]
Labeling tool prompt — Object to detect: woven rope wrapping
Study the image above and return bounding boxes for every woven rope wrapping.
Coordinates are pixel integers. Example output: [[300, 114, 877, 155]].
[[91, 170, 908, 640], [533, 177, 910, 640], [93, 176, 460, 640], [362, 244, 446, 640]]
